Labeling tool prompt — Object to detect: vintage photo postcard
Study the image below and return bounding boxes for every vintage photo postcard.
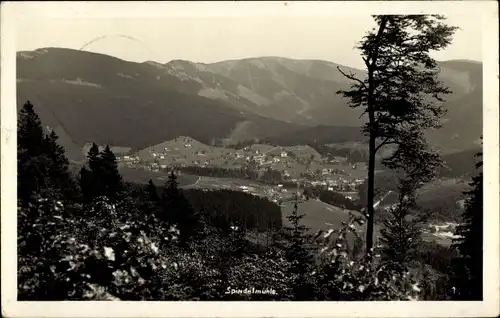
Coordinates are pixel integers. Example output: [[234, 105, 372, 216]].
[[1, 1, 499, 317]]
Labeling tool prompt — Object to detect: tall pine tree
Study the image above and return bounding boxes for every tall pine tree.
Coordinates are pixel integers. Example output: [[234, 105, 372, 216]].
[[44, 130, 77, 200], [79, 166, 93, 202], [451, 150, 483, 300], [337, 15, 457, 253], [379, 181, 426, 271], [160, 169, 199, 245], [18, 101, 75, 205], [283, 193, 315, 300], [147, 179, 159, 202], [100, 145, 123, 200], [79, 143, 104, 202], [18, 101, 51, 205]]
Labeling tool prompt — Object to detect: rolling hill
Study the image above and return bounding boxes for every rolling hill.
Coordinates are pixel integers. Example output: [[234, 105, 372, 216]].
[[17, 48, 482, 160]]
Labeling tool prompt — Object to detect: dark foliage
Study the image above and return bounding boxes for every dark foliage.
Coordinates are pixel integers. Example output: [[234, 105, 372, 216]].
[[451, 150, 483, 300], [79, 143, 123, 202], [439, 148, 482, 178], [379, 184, 427, 270], [183, 189, 283, 232], [18, 100, 77, 206], [282, 195, 316, 299], [159, 170, 200, 245], [318, 190, 362, 211]]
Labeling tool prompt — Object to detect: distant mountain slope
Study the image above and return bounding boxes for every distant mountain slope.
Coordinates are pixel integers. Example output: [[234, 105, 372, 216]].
[[17, 48, 309, 159], [201, 57, 363, 125], [165, 56, 482, 151], [17, 48, 482, 158]]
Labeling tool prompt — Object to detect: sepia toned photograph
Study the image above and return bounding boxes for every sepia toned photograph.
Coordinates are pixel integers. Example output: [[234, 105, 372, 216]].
[[1, 1, 499, 317]]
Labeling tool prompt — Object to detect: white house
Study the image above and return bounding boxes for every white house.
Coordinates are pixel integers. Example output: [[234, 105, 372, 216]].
[[281, 151, 288, 158]]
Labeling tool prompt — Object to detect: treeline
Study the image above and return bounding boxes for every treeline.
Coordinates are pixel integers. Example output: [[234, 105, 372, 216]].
[[439, 148, 483, 178], [302, 186, 362, 211], [183, 189, 282, 232], [178, 165, 284, 185], [139, 179, 283, 232]]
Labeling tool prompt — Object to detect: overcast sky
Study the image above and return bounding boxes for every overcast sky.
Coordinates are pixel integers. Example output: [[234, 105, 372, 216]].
[[15, 9, 482, 69]]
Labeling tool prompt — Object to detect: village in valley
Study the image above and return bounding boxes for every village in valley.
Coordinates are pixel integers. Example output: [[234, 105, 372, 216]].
[[99, 136, 460, 244], [113, 136, 366, 203]]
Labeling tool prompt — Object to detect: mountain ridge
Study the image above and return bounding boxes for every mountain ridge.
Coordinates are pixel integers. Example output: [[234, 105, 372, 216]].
[[17, 47, 482, 160]]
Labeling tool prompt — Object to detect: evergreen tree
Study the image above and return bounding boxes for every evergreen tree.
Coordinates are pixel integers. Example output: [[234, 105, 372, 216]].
[[283, 194, 315, 300], [87, 143, 102, 173], [44, 130, 77, 200], [79, 143, 104, 201], [160, 169, 199, 245], [100, 145, 123, 199], [18, 101, 75, 205], [379, 182, 426, 270], [79, 166, 93, 202], [146, 179, 159, 202], [17, 101, 52, 205], [451, 150, 483, 300], [337, 15, 457, 253], [379, 132, 440, 270]]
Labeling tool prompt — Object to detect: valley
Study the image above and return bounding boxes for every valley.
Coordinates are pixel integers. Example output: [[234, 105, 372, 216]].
[[17, 48, 482, 248], [84, 134, 468, 246]]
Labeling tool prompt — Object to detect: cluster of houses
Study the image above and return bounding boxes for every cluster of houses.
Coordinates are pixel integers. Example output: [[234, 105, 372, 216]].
[[306, 176, 365, 192], [117, 155, 141, 168], [118, 139, 367, 193], [240, 147, 289, 166]]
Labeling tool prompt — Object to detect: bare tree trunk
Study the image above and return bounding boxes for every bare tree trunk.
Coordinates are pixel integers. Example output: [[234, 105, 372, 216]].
[[366, 133, 376, 253], [364, 16, 388, 255]]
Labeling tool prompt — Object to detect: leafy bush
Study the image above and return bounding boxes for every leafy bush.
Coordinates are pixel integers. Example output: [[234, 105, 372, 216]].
[[18, 192, 424, 301], [312, 213, 423, 301]]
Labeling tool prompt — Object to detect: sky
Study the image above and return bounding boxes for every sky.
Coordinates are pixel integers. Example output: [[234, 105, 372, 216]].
[[15, 9, 483, 69]]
